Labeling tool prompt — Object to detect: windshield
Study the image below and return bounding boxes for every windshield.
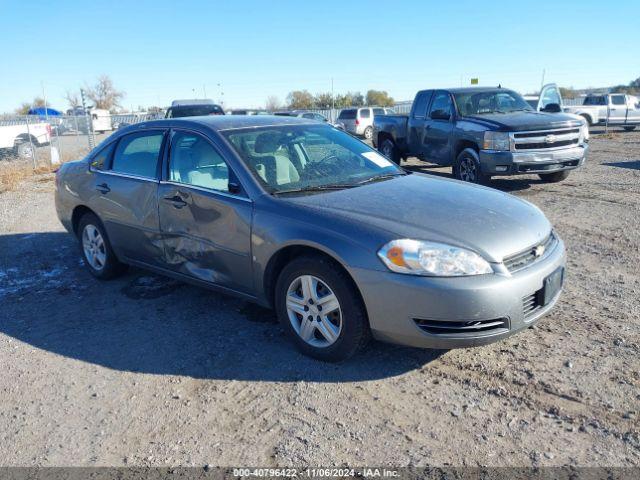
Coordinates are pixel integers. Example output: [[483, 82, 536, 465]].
[[223, 125, 403, 194], [454, 90, 533, 115], [166, 105, 224, 118]]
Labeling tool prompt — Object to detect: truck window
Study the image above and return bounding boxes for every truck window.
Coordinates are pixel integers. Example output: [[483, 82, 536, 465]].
[[413, 92, 431, 119], [584, 96, 606, 106], [428, 92, 454, 120], [359, 109, 370, 119], [611, 95, 626, 106]]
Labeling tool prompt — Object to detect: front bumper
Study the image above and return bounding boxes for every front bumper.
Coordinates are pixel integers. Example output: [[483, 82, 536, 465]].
[[479, 144, 588, 175], [350, 237, 566, 349]]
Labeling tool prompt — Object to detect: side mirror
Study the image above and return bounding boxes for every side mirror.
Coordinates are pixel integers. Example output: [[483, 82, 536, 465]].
[[542, 103, 561, 113], [430, 109, 451, 121], [228, 182, 241, 195]]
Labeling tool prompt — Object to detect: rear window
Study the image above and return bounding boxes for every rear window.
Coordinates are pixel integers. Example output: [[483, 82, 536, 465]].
[[166, 105, 224, 118], [583, 96, 606, 106], [338, 109, 356, 120]]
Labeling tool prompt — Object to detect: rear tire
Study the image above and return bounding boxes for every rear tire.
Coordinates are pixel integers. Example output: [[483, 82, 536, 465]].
[[379, 138, 401, 164], [453, 148, 491, 185], [275, 255, 370, 362], [78, 213, 127, 280], [623, 126, 636, 132], [15, 141, 34, 159], [363, 126, 373, 140], [539, 170, 570, 183]]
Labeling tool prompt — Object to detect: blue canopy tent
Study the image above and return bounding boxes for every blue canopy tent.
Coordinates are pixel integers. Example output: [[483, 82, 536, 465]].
[[28, 107, 63, 116]]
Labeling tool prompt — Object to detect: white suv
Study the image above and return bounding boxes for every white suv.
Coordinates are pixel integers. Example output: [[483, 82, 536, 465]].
[[338, 107, 395, 139]]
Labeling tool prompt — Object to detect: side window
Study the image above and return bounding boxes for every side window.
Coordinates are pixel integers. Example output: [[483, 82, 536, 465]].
[[611, 95, 626, 106], [112, 131, 164, 178], [541, 88, 561, 109], [428, 92, 454, 120], [169, 131, 230, 192], [413, 91, 431, 118], [302, 112, 315, 119], [372, 108, 385, 116], [90, 141, 116, 170], [359, 109, 370, 119]]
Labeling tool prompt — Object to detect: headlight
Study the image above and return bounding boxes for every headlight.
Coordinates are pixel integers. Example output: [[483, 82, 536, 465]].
[[377, 239, 493, 276], [483, 131, 511, 151]]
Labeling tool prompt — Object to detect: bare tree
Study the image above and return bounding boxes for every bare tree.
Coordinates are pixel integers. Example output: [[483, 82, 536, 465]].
[[15, 97, 47, 115], [64, 90, 81, 109], [85, 75, 125, 111], [265, 95, 281, 112]]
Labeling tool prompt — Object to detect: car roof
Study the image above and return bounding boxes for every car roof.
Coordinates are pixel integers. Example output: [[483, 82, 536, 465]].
[[119, 115, 320, 132], [442, 87, 516, 94], [170, 99, 216, 106]]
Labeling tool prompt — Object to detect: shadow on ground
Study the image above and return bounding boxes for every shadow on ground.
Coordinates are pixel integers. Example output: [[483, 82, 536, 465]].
[[0, 232, 445, 383], [603, 160, 640, 171]]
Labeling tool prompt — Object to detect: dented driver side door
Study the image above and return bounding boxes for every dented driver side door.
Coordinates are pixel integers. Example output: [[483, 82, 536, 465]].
[[158, 129, 254, 294]]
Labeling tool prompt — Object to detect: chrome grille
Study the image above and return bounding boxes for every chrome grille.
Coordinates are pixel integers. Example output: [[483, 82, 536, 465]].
[[503, 233, 556, 273], [511, 127, 581, 151]]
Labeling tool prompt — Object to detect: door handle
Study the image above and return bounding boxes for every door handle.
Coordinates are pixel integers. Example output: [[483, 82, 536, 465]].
[[163, 195, 188, 208], [96, 183, 110, 194]]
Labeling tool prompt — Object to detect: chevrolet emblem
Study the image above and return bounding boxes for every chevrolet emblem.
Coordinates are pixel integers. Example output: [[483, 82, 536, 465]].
[[545, 134, 557, 144], [534, 245, 546, 257]]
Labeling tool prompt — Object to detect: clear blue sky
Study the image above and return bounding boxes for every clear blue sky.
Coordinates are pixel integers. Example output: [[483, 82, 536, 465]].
[[1, 0, 638, 112]]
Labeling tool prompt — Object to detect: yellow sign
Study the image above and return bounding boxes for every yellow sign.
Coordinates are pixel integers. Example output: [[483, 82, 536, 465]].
[[470, 78, 479, 85]]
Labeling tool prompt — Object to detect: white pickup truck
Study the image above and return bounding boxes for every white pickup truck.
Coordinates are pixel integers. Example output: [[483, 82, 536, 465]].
[[564, 93, 640, 131], [0, 121, 51, 158]]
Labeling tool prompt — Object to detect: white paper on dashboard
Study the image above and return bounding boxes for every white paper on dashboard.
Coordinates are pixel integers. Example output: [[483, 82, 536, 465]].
[[362, 151, 393, 168]]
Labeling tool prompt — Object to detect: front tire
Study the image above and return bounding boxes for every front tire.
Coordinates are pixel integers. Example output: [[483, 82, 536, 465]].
[[379, 138, 401, 164], [78, 213, 127, 279], [15, 141, 34, 159], [363, 126, 373, 140], [275, 255, 370, 362], [539, 170, 570, 183], [453, 148, 491, 185]]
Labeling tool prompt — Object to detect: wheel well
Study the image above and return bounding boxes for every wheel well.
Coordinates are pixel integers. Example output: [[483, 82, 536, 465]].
[[14, 134, 38, 146], [454, 140, 479, 159], [580, 114, 592, 125], [71, 205, 97, 236], [263, 245, 367, 315], [377, 131, 393, 146]]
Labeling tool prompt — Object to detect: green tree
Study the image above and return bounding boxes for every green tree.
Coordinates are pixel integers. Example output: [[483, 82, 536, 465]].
[[366, 89, 394, 107], [286, 90, 314, 109], [15, 97, 47, 115], [314, 92, 334, 109]]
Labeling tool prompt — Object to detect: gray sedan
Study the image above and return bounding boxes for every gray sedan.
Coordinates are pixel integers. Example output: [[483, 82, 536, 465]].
[[55, 115, 566, 361]]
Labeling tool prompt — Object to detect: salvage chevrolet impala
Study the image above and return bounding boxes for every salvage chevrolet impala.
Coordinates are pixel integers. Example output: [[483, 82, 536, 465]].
[[55, 116, 566, 361]]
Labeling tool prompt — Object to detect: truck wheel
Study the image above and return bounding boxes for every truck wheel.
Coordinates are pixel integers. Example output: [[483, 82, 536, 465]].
[[453, 148, 490, 185], [539, 170, 570, 183], [623, 126, 636, 132], [15, 141, 34, 159], [363, 126, 373, 140], [379, 138, 401, 164]]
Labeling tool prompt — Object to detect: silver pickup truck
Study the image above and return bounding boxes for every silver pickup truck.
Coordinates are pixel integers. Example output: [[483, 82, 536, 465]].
[[564, 93, 640, 130]]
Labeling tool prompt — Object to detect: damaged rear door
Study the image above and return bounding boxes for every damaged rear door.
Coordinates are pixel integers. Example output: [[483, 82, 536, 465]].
[[158, 129, 253, 294]]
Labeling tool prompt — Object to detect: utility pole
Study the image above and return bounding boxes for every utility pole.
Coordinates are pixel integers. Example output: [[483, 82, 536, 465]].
[[540, 69, 546, 91], [331, 77, 335, 120], [41, 82, 48, 122], [81, 89, 95, 150], [203, 84, 207, 99]]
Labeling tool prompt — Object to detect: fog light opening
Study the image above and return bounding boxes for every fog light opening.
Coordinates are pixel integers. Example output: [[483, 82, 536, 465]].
[[495, 165, 509, 172]]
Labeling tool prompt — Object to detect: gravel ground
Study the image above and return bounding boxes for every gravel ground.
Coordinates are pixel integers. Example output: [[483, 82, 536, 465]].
[[0, 128, 638, 467]]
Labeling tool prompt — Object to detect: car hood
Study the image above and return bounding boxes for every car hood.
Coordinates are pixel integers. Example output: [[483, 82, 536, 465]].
[[463, 111, 583, 131], [283, 174, 551, 263]]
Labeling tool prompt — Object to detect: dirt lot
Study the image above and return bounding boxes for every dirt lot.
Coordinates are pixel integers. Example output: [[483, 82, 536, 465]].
[[0, 128, 639, 468]]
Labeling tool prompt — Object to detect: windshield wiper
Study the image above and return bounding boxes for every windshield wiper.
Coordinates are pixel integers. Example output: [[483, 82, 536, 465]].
[[273, 184, 357, 195], [356, 172, 406, 185]]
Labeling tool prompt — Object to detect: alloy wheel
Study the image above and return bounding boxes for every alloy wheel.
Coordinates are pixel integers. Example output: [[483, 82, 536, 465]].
[[459, 156, 477, 182], [82, 224, 107, 271], [286, 275, 342, 348]]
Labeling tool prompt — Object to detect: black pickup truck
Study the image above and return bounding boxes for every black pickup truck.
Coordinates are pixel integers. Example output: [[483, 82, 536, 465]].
[[373, 87, 589, 184]]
